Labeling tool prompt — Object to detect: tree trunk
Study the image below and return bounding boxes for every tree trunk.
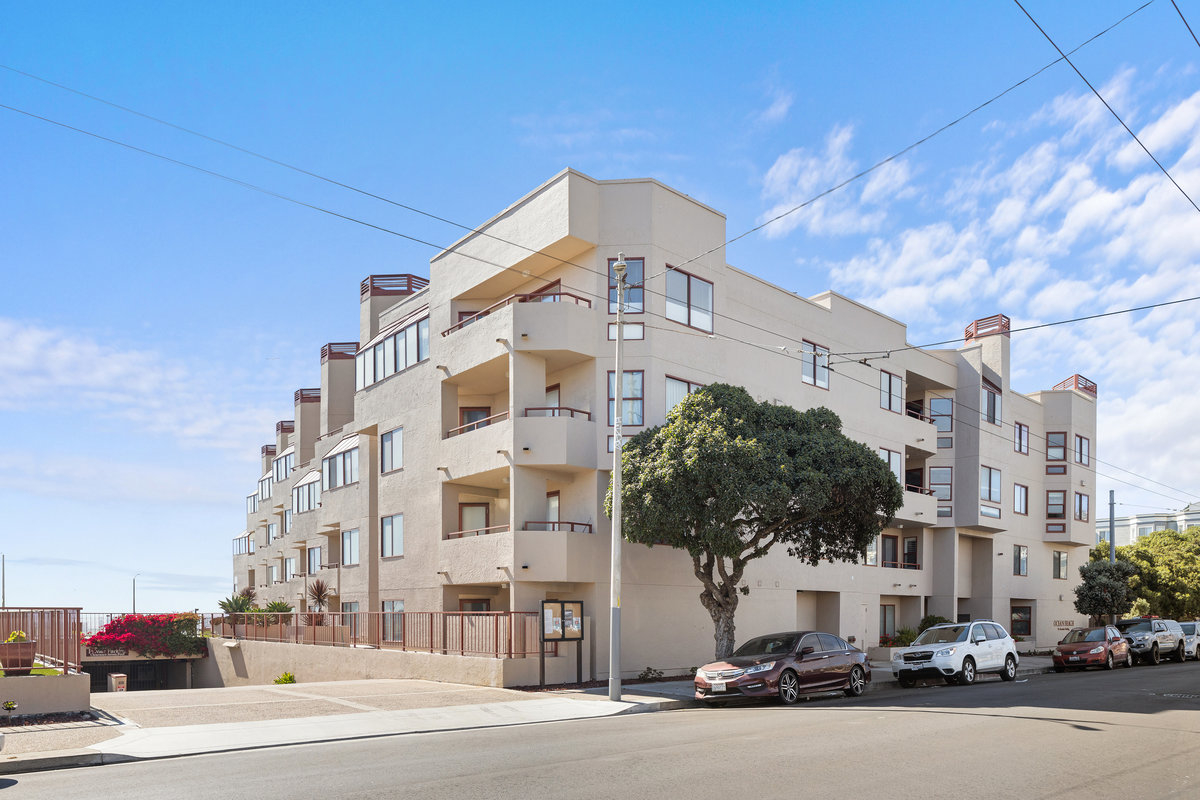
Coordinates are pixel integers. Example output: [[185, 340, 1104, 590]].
[[713, 607, 737, 659]]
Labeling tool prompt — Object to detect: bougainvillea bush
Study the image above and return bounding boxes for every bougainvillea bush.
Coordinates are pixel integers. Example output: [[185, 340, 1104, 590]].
[[83, 613, 206, 658]]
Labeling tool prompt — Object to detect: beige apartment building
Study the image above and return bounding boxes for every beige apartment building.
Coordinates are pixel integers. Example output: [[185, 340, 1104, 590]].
[[233, 168, 1098, 677]]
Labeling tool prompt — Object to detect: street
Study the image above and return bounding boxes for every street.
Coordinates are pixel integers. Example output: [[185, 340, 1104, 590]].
[[4, 664, 1198, 799]]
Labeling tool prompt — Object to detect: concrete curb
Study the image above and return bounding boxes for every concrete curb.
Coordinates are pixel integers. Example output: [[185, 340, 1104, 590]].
[[0, 748, 105, 775]]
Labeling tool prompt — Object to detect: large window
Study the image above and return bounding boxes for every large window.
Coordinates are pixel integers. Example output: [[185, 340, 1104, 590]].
[[1047, 491, 1066, 520], [880, 371, 903, 413], [284, 557, 297, 581], [929, 467, 952, 501], [1046, 432, 1066, 461], [882, 535, 899, 568], [801, 341, 830, 389], [355, 315, 431, 391], [1075, 435, 1090, 465], [930, 398, 953, 432], [1013, 545, 1028, 576], [879, 448, 903, 487], [665, 267, 714, 332], [1014, 484, 1028, 515], [381, 428, 403, 473], [864, 536, 878, 566], [1075, 492, 1090, 522], [608, 371, 644, 426], [1014, 422, 1029, 455], [1053, 551, 1068, 580], [246, 494, 259, 514], [1011, 606, 1032, 637], [307, 546, 322, 575], [258, 476, 273, 501], [292, 476, 320, 514], [666, 376, 704, 412], [267, 522, 278, 543], [980, 465, 1002, 503], [381, 514, 403, 558], [382, 599, 404, 643], [341, 529, 359, 566], [608, 256, 644, 314], [273, 450, 295, 482], [322, 445, 360, 491], [981, 378, 1002, 425]]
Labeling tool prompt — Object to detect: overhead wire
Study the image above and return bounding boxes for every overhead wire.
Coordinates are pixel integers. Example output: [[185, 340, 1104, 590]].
[[1169, 0, 1200, 50]]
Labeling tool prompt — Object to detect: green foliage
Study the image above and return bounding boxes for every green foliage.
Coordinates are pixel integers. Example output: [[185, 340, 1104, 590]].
[[218, 594, 254, 614], [917, 615, 952, 633], [273, 671, 296, 684], [637, 666, 664, 681], [880, 628, 918, 647], [1127, 598, 1151, 618], [83, 613, 206, 658], [1120, 529, 1200, 618], [609, 384, 904, 657], [1074, 559, 1137, 619]]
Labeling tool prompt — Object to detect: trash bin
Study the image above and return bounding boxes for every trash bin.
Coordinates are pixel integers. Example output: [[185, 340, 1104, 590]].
[[108, 673, 127, 692]]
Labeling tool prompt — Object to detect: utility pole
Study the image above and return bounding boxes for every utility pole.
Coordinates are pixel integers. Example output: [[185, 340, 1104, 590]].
[[2, 553, 5, 607], [133, 573, 140, 614], [1109, 491, 1116, 563], [609, 253, 627, 702]]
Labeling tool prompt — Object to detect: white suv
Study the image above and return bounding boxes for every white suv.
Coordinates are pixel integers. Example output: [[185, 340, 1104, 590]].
[[892, 620, 1019, 687]]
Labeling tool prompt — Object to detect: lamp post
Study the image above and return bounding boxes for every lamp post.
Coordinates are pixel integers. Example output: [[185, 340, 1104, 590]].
[[609, 253, 627, 702], [133, 573, 140, 614]]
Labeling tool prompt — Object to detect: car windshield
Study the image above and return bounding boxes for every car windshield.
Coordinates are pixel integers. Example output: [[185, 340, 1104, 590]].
[[733, 634, 798, 657], [1115, 620, 1151, 634], [912, 625, 968, 645], [1062, 628, 1105, 643], [1181, 623, 1196, 635]]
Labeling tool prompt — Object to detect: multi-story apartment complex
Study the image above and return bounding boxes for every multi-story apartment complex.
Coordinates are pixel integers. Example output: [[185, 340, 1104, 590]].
[[1095, 501, 1200, 547], [233, 169, 1097, 676]]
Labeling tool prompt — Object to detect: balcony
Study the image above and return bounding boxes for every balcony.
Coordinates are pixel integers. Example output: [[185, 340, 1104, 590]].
[[1052, 374, 1098, 398], [964, 314, 1011, 341], [445, 411, 511, 439], [439, 415, 513, 481], [438, 525, 605, 584], [890, 485, 937, 527], [442, 290, 592, 337], [446, 524, 512, 540], [513, 410, 599, 471]]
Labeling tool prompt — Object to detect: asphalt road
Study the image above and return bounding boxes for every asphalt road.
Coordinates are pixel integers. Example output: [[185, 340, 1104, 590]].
[[5, 662, 1198, 799]]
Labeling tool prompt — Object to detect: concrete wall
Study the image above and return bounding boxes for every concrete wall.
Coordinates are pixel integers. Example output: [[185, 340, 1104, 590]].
[[0, 674, 90, 715]]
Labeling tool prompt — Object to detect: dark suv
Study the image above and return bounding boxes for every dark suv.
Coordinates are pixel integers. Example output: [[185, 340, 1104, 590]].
[[1114, 617, 1186, 665]]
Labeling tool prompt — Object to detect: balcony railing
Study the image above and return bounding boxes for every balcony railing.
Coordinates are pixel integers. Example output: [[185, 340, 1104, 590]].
[[295, 388, 321, 404], [441, 291, 593, 337], [1052, 374, 1098, 397], [321, 342, 359, 362], [1, 607, 82, 673], [276, 420, 295, 435], [523, 521, 593, 533], [964, 314, 1011, 341], [904, 485, 935, 496], [905, 408, 935, 424], [360, 274, 429, 299], [882, 561, 922, 570], [445, 524, 511, 540], [445, 410, 510, 438], [524, 406, 592, 420]]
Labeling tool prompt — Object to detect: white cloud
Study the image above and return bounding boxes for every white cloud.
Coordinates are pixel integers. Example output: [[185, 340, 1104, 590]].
[[757, 88, 794, 125]]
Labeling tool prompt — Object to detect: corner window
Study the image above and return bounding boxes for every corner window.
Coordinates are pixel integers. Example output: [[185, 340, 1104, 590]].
[[1047, 491, 1066, 520], [608, 256, 644, 314], [981, 378, 1002, 425], [880, 371, 903, 413], [381, 514, 403, 558], [1014, 422, 1029, 455], [1013, 545, 1028, 577], [980, 465, 1001, 503], [801, 341, 830, 390], [381, 428, 403, 473], [665, 268, 713, 332], [1074, 435, 1090, 466], [607, 371, 644, 426], [1075, 492, 1089, 522], [1046, 432, 1066, 461], [666, 376, 704, 412]]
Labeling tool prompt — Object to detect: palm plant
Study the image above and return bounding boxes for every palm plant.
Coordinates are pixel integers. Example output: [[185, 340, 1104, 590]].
[[307, 579, 333, 613], [218, 593, 254, 614], [260, 600, 293, 626]]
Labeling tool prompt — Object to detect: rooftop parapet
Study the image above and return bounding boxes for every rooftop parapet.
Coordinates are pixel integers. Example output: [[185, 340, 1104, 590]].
[[1052, 374, 1098, 397], [964, 314, 1010, 341], [359, 274, 429, 299]]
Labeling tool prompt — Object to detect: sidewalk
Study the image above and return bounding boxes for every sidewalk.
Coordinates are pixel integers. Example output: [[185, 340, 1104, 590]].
[[0, 655, 1055, 775]]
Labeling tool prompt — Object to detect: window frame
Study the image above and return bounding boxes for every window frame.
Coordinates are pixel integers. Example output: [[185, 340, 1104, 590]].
[[1053, 550, 1069, 580], [1014, 422, 1029, 455], [381, 513, 404, 559], [929, 466, 953, 501], [664, 266, 714, 333], [981, 378, 1002, 426], [1047, 490, 1066, 520], [381, 427, 404, 474], [980, 465, 1002, 503], [607, 370, 645, 427], [1074, 435, 1090, 466], [1013, 545, 1028, 577], [880, 371, 904, 413], [1075, 492, 1090, 522], [1014, 484, 1029, 516], [341, 528, 360, 566], [929, 397, 953, 432], [1011, 606, 1032, 637], [608, 256, 645, 315], [801, 340, 830, 390], [1046, 431, 1067, 461], [665, 375, 704, 412], [881, 534, 899, 568], [458, 502, 491, 534]]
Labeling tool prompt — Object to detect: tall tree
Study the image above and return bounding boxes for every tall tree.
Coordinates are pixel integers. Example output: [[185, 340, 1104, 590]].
[[1073, 559, 1136, 621], [1121, 528, 1200, 619], [608, 384, 904, 658]]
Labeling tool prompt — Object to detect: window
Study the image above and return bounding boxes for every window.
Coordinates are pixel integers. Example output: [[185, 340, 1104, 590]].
[[1053, 551, 1068, 580], [1047, 491, 1066, 520], [284, 557, 297, 580], [355, 315, 430, 390], [382, 599, 404, 643], [607, 370, 644, 426], [322, 446, 359, 491], [903, 537, 918, 569], [267, 522, 278, 543], [980, 466, 1001, 503], [929, 467, 952, 501], [1011, 606, 1032, 637], [937, 506, 952, 517], [864, 536, 877, 566], [879, 448, 903, 487], [1075, 435, 1090, 465], [246, 494, 259, 514], [981, 378, 1002, 425], [459, 503, 489, 534], [1014, 422, 1029, 455], [880, 371, 903, 413], [1046, 432, 1066, 461], [930, 398, 953, 432], [292, 478, 320, 514], [980, 505, 1001, 519], [258, 476, 273, 501], [608, 256, 644, 314], [1046, 464, 1067, 475], [283, 509, 292, 534], [937, 436, 953, 449], [1014, 484, 1028, 515], [882, 535, 899, 568], [1013, 545, 1028, 576], [273, 450, 295, 482], [607, 322, 644, 340], [268, 564, 278, 584], [381, 428, 403, 473], [341, 529, 359, 566], [1075, 492, 1089, 522], [381, 514, 403, 558], [607, 434, 629, 453], [880, 605, 896, 637], [665, 267, 714, 332], [307, 546, 322, 575], [801, 341, 830, 390], [666, 376, 704, 411]]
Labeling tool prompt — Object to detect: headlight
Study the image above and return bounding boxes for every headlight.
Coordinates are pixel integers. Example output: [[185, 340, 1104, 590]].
[[935, 647, 957, 657], [744, 661, 775, 674], [1089, 646, 1105, 654], [1135, 634, 1151, 642], [892, 652, 903, 661]]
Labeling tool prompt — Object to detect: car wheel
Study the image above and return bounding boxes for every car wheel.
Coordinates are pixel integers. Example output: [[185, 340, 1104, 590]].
[[957, 657, 976, 685], [1000, 654, 1017, 681], [1053, 665, 1065, 673], [1125, 650, 1134, 668], [844, 666, 867, 697], [777, 670, 801, 705], [898, 675, 916, 688], [1148, 644, 1160, 665], [1174, 644, 1186, 663]]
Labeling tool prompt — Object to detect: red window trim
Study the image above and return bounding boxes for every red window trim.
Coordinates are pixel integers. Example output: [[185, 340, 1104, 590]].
[[929, 397, 953, 432], [607, 370, 645, 428], [1013, 483, 1029, 516], [1014, 422, 1029, 455], [880, 371, 903, 414], [459, 406, 491, 427], [1046, 431, 1067, 461], [1010, 606, 1032, 636], [1074, 492, 1090, 522], [1046, 490, 1066, 520], [929, 466, 953, 501], [1045, 464, 1067, 475], [881, 534, 899, 568], [980, 464, 1002, 503], [1074, 434, 1090, 465], [1046, 523, 1066, 533], [458, 502, 490, 531], [664, 265, 714, 333]]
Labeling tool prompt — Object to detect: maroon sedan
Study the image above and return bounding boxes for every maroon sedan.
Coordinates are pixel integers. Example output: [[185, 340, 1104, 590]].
[[695, 630, 870, 705], [1053, 626, 1132, 671]]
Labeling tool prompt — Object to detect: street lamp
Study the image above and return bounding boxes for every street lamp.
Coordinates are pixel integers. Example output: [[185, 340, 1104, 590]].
[[133, 573, 140, 614], [609, 253, 627, 702]]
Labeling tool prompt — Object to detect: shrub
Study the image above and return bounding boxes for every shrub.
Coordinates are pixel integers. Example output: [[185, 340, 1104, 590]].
[[83, 613, 206, 658], [880, 628, 918, 647], [917, 615, 953, 633], [6, 631, 28, 643], [637, 666, 663, 681], [274, 672, 296, 684]]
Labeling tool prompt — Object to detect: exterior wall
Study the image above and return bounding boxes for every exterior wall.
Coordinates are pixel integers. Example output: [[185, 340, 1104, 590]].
[[0, 674, 90, 715], [1095, 502, 1200, 547], [233, 168, 1098, 679]]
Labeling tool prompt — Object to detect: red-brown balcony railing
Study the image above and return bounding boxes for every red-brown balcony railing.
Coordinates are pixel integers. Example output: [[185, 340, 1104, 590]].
[[882, 560, 923, 570], [444, 410, 510, 438], [964, 314, 1011, 341], [1052, 374, 1098, 397], [261, 444, 276, 458], [905, 408, 934, 424], [441, 291, 594, 337], [321, 342, 359, 362], [295, 388, 321, 404], [523, 521, 593, 533], [523, 406, 592, 420], [276, 420, 295, 435], [905, 485, 935, 496], [0, 607, 82, 673], [445, 524, 512, 540], [360, 274, 430, 299]]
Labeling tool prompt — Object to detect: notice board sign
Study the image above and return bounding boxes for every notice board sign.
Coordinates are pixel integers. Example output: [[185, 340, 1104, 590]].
[[541, 600, 584, 642]]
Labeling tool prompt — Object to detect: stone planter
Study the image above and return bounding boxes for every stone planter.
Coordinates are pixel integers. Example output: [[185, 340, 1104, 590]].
[[0, 641, 36, 676]]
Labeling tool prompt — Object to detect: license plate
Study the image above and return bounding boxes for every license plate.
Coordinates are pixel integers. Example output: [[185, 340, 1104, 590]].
[[1068, 656, 1080, 661], [711, 681, 726, 693]]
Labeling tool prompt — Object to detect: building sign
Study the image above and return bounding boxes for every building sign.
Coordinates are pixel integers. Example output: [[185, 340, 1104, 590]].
[[541, 600, 584, 642], [1053, 619, 1076, 629], [87, 646, 129, 657]]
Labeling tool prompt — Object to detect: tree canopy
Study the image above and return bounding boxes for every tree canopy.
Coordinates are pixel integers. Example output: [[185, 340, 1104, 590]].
[[1085, 527, 1200, 619], [1073, 559, 1136, 620], [608, 383, 904, 658]]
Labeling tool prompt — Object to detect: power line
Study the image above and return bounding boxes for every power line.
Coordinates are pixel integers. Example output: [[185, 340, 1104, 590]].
[[1013, 0, 1200, 214], [1170, 0, 1200, 50]]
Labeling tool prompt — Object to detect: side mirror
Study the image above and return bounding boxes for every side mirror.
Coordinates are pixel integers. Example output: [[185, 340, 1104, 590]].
[[799, 646, 815, 657], [1058, 639, 1066, 645], [974, 634, 986, 644]]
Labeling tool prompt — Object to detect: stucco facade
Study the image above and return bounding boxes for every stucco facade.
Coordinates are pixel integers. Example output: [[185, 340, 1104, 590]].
[[233, 169, 1098, 676]]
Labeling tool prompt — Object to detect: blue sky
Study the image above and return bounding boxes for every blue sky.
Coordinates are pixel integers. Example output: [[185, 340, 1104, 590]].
[[2, 2, 1199, 612]]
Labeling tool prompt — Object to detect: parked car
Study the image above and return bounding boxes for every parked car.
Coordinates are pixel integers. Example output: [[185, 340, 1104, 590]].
[[1114, 617, 1186, 664], [891, 620, 1019, 687], [694, 631, 870, 705], [1052, 626, 1132, 671], [1178, 621, 1200, 660]]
